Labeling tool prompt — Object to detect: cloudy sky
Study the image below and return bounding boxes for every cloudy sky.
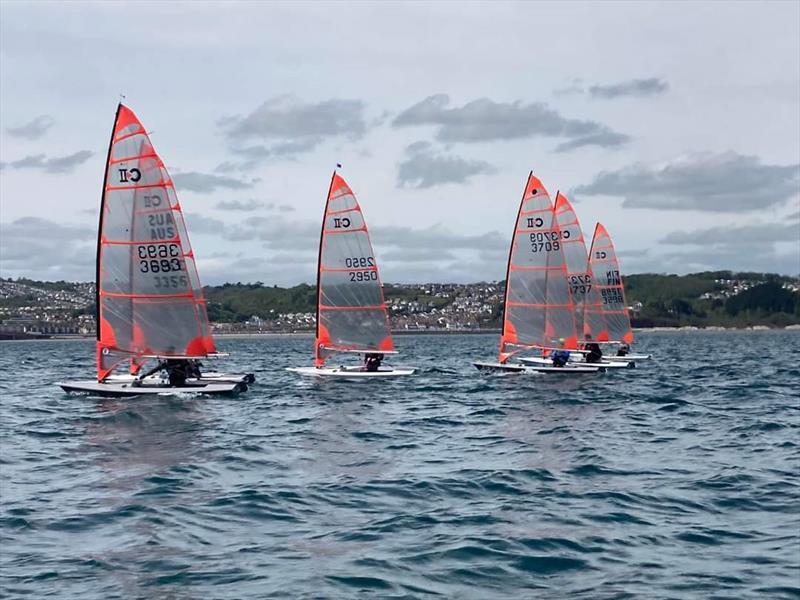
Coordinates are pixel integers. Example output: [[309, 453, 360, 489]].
[[1, 0, 798, 285]]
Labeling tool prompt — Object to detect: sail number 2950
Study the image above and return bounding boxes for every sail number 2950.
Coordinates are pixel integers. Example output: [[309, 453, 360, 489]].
[[344, 257, 375, 268], [344, 256, 376, 282]]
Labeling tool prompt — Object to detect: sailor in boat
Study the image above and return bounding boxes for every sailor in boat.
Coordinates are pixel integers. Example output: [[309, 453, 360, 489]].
[[133, 358, 202, 387], [617, 344, 630, 357], [364, 353, 384, 372], [551, 339, 571, 368], [583, 334, 603, 364]]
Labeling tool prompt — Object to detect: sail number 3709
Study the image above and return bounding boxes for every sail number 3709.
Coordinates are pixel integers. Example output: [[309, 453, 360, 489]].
[[529, 231, 566, 253]]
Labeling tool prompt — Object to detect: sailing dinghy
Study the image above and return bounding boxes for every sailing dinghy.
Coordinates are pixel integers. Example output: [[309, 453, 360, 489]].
[[584, 223, 651, 362], [473, 173, 603, 374], [519, 193, 634, 369], [287, 173, 414, 378], [60, 103, 252, 396]]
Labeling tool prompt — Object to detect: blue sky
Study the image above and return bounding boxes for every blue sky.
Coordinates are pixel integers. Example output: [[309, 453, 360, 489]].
[[1, 0, 798, 284]]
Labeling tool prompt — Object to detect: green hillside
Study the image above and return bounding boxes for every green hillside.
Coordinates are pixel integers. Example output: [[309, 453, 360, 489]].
[[204, 283, 316, 322], [624, 272, 799, 328], [2, 271, 798, 329]]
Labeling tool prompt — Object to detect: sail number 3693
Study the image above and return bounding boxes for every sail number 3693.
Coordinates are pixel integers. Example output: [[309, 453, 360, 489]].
[[137, 243, 184, 274]]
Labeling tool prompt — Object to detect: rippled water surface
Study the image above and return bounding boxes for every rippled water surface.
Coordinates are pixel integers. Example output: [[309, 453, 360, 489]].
[[1, 331, 799, 598]]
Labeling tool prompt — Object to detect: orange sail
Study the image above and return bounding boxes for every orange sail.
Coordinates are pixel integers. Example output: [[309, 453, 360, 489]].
[[499, 173, 578, 363], [314, 173, 394, 367], [584, 223, 634, 344], [96, 104, 215, 380], [553, 192, 604, 341]]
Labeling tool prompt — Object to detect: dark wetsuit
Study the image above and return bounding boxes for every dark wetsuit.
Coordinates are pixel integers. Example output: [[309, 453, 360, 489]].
[[364, 353, 384, 372], [165, 360, 190, 387], [617, 345, 630, 357], [584, 342, 603, 364]]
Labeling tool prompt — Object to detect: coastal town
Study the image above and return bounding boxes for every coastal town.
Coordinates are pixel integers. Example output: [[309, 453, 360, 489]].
[[1, 275, 798, 339], [0, 279, 507, 338]]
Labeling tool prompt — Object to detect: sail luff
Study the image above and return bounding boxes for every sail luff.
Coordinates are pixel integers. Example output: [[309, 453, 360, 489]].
[[96, 103, 120, 342], [314, 172, 337, 366], [498, 172, 530, 363], [95, 104, 123, 380]]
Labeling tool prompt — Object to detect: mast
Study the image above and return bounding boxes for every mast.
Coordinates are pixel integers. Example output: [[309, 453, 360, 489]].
[[95, 103, 121, 342], [498, 172, 531, 363], [551, 191, 581, 350], [314, 171, 337, 365]]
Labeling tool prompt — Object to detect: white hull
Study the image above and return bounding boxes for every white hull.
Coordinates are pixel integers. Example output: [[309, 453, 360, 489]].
[[106, 371, 255, 385], [287, 366, 416, 378], [59, 379, 247, 397], [473, 361, 604, 374], [603, 353, 651, 361], [519, 356, 634, 369]]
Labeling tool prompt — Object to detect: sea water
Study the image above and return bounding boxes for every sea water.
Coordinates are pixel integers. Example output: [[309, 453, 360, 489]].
[[1, 331, 798, 598]]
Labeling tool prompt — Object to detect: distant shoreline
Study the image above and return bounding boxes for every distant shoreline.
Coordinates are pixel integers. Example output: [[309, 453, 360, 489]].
[[1, 325, 798, 343]]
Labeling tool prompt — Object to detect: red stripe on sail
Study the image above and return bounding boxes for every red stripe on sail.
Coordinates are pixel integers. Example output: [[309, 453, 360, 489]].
[[327, 206, 362, 216], [330, 173, 354, 197], [319, 304, 387, 311], [506, 302, 576, 308], [322, 226, 369, 235], [108, 152, 160, 165], [106, 182, 173, 192], [115, 105, 143, 133], [320, 266, 377, 273]]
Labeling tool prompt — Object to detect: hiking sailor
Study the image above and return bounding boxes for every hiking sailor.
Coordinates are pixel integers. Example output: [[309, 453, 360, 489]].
[[551, 338, 571, 368], [583, 334, 603, 364], [134, 358, 202, 387], [364, 353, 384, 372]]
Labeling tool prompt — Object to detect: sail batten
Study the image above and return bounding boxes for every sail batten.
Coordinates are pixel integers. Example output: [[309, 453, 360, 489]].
[[96, 103, 215, 381], [314, 173, 394, 366], [499, 173, 579, 362], [584, 223, 634, 344]]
